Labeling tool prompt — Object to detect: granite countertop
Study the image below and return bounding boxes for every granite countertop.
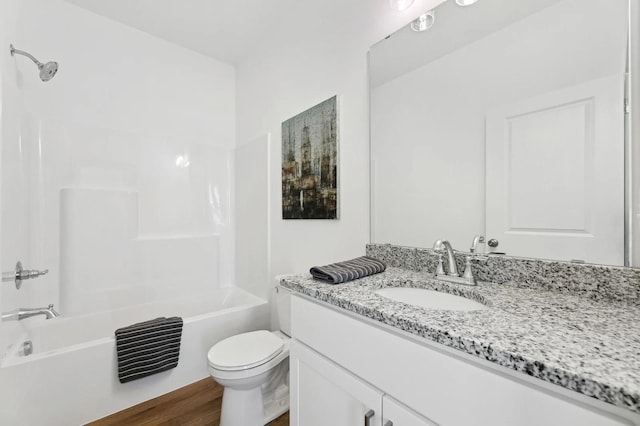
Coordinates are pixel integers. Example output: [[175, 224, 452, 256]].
[[280, 267, 640, 415]]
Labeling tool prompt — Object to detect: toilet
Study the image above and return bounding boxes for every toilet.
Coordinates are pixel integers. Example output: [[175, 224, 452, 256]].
[[207, 285, 291, 426]]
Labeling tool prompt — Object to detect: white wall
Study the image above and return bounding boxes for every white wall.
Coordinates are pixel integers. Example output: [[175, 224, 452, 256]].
[[236, 0, 445, 313], [371, 0, 627, 251], [0, 0, 235, 330]]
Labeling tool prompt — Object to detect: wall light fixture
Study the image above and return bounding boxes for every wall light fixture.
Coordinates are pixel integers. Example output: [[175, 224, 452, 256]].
[[410, 10, 435, 31]]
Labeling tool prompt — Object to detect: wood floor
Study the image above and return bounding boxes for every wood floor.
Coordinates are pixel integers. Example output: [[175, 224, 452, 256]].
[[86, 377, 289, 426]]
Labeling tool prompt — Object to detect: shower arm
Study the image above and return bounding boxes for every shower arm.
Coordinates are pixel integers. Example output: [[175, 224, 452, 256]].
[[10, 44, 43, 67]]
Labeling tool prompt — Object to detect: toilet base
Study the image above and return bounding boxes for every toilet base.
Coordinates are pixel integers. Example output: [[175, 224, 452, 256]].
[[219, 387, 289, 426], [220, 386, 263, 426], [219, 382, 290, 426]]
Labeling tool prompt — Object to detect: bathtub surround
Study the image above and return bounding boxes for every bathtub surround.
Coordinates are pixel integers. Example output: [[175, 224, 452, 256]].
[[281, 265, 640, 416], [0, 0, 243, 423], [367, 244, 640, 304], [1, 0, 236, 327]]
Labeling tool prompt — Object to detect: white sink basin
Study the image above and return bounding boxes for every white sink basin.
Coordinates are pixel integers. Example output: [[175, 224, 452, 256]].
[[375, 287, 488, 311]]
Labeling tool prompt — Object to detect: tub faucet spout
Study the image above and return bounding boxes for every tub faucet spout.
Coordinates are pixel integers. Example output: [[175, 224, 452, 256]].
[[1, 304, 60, 321]]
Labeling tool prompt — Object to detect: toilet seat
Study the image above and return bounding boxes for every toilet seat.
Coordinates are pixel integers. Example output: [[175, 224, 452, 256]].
[[208, 330, 284, 371]]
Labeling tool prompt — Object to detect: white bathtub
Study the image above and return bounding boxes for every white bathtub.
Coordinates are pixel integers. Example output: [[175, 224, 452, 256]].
[[0, 287, 270, 425]]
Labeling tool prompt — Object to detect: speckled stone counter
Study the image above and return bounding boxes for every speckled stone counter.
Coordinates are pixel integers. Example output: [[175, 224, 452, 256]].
[[280, 267, 640, 415], [367, 243, 640, 304]]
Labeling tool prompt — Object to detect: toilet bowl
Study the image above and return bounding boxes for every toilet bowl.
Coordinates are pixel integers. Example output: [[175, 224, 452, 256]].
[[207, 284, 292, 426]]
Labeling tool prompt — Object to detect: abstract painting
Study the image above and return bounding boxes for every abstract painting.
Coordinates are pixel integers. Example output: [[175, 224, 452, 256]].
[[282, 96, 338, 219]]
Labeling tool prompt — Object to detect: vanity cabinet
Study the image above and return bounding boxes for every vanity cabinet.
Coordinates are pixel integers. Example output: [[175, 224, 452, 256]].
[[291, 338, 435, 426], [289, 294, 639, 426]]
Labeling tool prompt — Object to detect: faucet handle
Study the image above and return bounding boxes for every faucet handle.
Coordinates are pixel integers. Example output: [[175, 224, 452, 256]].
[[461, 256, 477, 285]]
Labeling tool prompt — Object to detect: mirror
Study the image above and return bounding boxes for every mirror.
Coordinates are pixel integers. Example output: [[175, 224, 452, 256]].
[[370, 0, 632, 266]]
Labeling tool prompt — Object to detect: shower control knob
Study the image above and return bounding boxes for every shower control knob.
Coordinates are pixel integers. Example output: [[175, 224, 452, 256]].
[[487, 239, 499, 248]]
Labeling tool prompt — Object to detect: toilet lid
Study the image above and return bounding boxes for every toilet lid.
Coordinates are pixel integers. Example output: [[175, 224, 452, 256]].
[[207, 330, 284, 371]]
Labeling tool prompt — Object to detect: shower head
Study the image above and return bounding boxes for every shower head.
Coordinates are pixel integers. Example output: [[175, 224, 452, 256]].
[[38, 61, 58, 82], [10, 44, 58, 82]]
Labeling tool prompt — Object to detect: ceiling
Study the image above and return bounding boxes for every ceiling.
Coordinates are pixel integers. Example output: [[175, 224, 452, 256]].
[[63, 0, 297, 65]]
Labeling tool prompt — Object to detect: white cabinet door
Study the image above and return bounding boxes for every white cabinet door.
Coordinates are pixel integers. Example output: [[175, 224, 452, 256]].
[[290, 339, 384, 426], [486, 75, 624, 264], [383, 396, 437, 426]]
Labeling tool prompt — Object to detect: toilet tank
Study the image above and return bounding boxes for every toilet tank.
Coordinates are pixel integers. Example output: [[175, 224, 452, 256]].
[[276, 284, 292, 337]]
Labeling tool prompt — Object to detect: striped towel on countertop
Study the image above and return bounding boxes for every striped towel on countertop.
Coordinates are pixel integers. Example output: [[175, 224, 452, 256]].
[[310, 256, 386, 284], [115, 316, 183, 383]]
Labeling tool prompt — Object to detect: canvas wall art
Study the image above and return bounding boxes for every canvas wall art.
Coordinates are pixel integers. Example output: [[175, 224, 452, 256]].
[[282, 96, 338, 219]]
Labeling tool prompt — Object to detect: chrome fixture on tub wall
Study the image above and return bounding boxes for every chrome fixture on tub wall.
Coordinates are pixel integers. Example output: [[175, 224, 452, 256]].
[[9, 44, 58, 82], [2, 261, 49, 289], [1, 304, 60, 321]]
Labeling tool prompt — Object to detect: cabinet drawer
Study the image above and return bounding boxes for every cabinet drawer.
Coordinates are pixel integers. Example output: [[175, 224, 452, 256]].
[[291, 295, 637, 426]]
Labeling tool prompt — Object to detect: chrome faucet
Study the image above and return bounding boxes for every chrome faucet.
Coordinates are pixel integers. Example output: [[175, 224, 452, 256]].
[[433, 240, 459, 276], [432, 240, 476, 286], [1, 304, 60, 321]]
